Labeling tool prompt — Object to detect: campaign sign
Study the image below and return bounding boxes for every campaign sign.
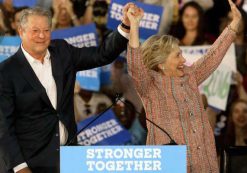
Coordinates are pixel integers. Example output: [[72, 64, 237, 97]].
[[12, 0, 37, 7], [181, 44, 236, 111], [0, 36, 21, 62], [51, 24, 98, 47], [100, 64, 112, 86], [107, 0, 163, 40], [60, 145, 186, 173], [52, 24, 101, 91], [77, 109, 132, 146]]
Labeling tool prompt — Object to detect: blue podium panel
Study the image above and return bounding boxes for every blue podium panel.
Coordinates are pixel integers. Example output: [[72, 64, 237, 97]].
[[60, 146, 186, 173]]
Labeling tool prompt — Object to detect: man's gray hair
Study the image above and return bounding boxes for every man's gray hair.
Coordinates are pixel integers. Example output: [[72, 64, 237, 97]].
[[19, 7, 52, 28]]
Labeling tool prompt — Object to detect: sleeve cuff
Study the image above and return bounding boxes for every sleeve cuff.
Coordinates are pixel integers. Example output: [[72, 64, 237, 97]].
[[117, 25, 130, 40], [13, 162, 28, 173], [127, 43, 141, 50]]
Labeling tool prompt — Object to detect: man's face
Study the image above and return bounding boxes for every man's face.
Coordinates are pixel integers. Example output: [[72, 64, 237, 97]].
[[19, 15, 51, 59]]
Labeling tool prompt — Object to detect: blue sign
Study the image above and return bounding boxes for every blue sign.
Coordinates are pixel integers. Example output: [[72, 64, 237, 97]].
[[51, 24, 98, 47], [107, 0, 164, 40], [60, 145, 187, 173], [100, 64, 112, 86], [76, 68, 100, 91], [0, 36, 21, 62], [52, 24, 101, 91], [77, 109, 132, 146], [13, 0, 37, 7]]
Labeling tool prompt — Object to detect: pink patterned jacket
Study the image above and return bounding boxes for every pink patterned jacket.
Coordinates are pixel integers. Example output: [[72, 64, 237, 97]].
[[127, 27, 236, 173]]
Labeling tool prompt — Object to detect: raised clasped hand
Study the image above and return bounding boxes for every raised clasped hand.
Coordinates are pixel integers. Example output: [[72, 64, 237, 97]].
[[126, 5, 144, 27], [228, 0, 241, 32]]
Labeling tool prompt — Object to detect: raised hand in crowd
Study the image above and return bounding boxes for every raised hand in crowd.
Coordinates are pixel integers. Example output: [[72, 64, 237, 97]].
[[80, 0, 95, 24], [52, 0, 80, 30]]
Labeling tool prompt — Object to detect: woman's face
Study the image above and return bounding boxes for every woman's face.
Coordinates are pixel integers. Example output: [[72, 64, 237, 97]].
[[232, 102, 247, 128], [57, 7, 71, 27], [182, 6, 199, 31], [160, 46, 186, 77]]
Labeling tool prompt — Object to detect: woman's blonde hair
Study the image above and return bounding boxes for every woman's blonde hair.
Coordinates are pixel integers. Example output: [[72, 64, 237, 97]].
[[141, 35, 179, 71]]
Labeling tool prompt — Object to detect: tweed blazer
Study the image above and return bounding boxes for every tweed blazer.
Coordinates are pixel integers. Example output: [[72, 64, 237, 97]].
[[127, 27, 236, 173]]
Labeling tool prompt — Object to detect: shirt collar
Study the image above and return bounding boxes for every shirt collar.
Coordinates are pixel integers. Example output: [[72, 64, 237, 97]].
[[21, 44, 50, 64]]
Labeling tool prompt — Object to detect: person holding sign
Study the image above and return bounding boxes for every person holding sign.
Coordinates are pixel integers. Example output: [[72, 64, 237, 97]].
[[0, 3, 140, 173], [126, 0, 241, 172]]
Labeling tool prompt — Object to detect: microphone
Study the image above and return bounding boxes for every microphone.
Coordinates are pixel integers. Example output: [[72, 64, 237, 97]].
[[145, 118, 177, 145], [118, 99, 177, 145], [66, 93, 122, 146]]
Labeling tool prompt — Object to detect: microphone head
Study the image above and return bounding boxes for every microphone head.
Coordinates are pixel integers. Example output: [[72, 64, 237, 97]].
[[115, 93, 123, 102]]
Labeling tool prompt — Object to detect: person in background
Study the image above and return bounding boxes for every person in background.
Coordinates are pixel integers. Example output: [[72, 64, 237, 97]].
[[169, 1, 215, 46], [0, 0, 15, 35], [78, 0, 95, 25], [0, 2, 138, 172], [138, 0, 176, 35], [10, 7, 28, 35], [91, 0, 111, 44], [224, 99, 247, 146], [36, 0, 52, 9], [126, 0, 241, 172], [74, 81, 112, 123], [51, 0, 80, 30], [110, 59, 147, 143], [0, 7, 8, 35], [222, 99, 247, 173], [219, 8, 247, 77], [110, 60, 143, 114], [179, 0, 214, 11], [204, 0, 244, 38], [113, 99, 147, 145]]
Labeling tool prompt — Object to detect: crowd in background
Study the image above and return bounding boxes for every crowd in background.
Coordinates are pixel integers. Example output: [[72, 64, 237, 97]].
[[0, 0, 247, 160]]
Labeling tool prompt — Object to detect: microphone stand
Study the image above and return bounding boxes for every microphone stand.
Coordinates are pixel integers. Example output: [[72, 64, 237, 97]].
[[66, 93, 122, 146], [67, 93, 177, 146], [118, 98, 177, 145]]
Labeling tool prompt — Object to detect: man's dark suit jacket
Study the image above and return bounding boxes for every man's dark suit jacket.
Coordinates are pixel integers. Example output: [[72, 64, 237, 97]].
[[0, 30, 128, 172]]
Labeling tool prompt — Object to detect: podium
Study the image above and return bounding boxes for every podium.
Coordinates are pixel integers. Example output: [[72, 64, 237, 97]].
[[60, 145, 186, 173]]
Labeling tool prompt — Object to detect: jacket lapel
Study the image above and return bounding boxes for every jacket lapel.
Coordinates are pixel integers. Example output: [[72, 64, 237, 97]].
[[15, 48, 54, 108], [49, 46, 64, 111]]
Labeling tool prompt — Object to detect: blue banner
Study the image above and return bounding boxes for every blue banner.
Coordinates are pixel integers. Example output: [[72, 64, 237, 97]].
[[51, 24, 98, 47], [0, 36, 21, 62], [100, 64, 112, 86], [60, 145, 187, 173], [77, 109, 132, 146], [12, 0, 37, 7], [76, 68, 101, 91], [107, 0, 163, 40], [52, 24, 101, 91]]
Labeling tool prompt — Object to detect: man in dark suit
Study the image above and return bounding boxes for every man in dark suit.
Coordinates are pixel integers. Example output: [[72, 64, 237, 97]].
[[0, 3, 139, 173]]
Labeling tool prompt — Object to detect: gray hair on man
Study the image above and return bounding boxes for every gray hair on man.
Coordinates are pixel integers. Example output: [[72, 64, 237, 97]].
[[19, 7, 52, 29]]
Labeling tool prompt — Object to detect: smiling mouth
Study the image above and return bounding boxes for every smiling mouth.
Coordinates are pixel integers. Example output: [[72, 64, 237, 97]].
[[177, 65, 184, 70], [35, 42, 47, 44], [237, 116, 246, 122]]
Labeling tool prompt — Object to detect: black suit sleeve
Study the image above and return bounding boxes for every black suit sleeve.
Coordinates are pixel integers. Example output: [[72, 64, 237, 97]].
[[68, 29, 128, 71], [0, 70, 25, 170]]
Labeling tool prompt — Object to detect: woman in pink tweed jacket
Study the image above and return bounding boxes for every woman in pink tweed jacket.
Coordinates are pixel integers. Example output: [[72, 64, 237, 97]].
[[126, 0, 241, 172]]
